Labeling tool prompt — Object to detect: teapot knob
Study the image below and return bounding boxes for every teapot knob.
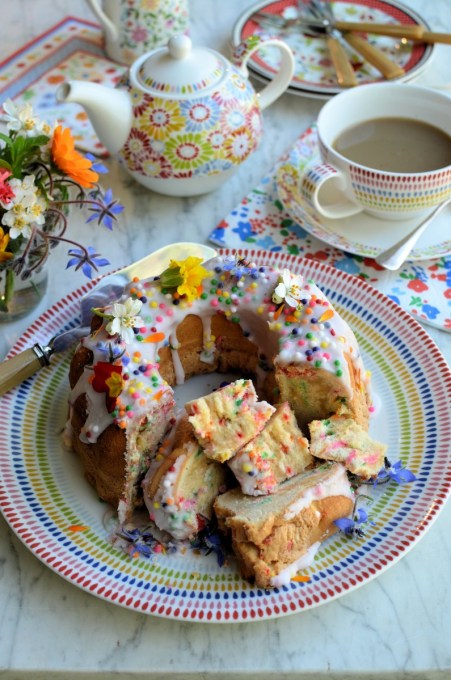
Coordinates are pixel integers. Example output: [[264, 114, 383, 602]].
[[168, 34, 192, 60]]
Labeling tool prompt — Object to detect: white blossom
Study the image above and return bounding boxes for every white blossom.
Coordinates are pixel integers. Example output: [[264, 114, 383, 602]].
[[1, 174, 48, 239], [2, 99, 41, 137], [272, 269, 304, 308], [106, 297, 144, 344]]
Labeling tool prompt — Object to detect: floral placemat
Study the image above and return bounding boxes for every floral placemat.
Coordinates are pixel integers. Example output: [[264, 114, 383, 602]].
[[0, 17, 127, 156], [209, 126, 451, 333]]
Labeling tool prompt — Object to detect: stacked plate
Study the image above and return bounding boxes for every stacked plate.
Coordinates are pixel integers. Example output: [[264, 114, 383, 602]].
[[232, 0, 434, 98]]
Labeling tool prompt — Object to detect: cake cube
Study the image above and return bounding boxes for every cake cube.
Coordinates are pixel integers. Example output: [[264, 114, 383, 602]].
[[228, 402, 313, 495], [309, 415, 386, 479], [185, 379, 275, 463]]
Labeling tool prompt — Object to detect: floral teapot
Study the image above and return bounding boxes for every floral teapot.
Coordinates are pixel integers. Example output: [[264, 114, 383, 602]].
[[57, 34, 294, 196]]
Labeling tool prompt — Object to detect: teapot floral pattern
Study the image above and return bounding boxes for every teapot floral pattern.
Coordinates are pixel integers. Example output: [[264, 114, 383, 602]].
[[120, 72, 263, 180]]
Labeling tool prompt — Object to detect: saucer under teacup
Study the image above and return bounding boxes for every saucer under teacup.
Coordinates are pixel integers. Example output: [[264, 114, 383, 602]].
[[276, 126, 451, 261]]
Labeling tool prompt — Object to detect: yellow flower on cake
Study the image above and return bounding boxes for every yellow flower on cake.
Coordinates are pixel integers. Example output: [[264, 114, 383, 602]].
[[161, 256, 211, 301]]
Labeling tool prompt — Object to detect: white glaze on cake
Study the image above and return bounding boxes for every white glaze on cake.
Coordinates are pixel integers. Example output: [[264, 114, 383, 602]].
[[269, 541, 321, 587], [69, 254, 369, 447], [283, 463, 354, 520]]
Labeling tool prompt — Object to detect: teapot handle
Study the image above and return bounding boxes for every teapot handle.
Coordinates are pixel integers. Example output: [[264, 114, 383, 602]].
[[85, 0, 119, 43], [232, 36, 294, 110]]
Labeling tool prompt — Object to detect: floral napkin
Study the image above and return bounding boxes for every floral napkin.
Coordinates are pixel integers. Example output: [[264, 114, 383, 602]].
[[0, 17, 127, 156], [209, 127, 451, 332]]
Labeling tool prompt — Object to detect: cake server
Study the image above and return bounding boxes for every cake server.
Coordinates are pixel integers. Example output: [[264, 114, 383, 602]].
[[0, 242, 217, 397]]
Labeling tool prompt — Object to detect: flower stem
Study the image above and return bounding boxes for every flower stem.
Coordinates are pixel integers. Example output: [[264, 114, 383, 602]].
[[0, 268, 15, 312]]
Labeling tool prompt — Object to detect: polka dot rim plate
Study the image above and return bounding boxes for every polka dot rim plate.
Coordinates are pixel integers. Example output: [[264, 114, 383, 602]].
[[232, 0, 434, 98], [0, 250, 450, 622]]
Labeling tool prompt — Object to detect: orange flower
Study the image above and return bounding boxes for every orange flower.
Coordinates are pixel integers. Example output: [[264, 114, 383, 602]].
[[0, 227, 13, 263], [51, 125, 99, 188]]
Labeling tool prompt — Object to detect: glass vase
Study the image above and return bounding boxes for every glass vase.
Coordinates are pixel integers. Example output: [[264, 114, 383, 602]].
[[0, 265, 48, 323]]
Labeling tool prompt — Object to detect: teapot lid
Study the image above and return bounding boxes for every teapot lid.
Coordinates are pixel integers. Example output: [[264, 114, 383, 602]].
[[133, 35, 227, 97]]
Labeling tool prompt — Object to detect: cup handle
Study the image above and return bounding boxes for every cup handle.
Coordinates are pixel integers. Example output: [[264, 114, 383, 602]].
[[232, 36, 294, 110], [301, 162, 363, 220], [86, 0, 118, 43]]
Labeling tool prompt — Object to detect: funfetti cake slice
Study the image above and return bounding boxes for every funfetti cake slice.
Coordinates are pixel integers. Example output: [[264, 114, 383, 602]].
[[228, 402, 313, 495], [143, 416, 227, 540], [185, 379, 275, 463], [214, 462, 354, 588], [309, 415, 386, 479]]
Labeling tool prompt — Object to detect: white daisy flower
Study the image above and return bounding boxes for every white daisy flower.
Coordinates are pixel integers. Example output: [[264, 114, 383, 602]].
[[272, 269, 304, 308], [2, 99, 40, 137], [105, 297, 144, 344], [1, 175, 48, 237]]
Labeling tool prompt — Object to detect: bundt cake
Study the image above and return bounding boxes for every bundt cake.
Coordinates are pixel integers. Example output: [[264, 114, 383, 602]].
[[67, 253, 371, 522]]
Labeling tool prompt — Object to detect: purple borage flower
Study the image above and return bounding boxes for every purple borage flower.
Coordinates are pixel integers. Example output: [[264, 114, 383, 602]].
[[85, 153, 109, 174], [374, 458, 416, 486], [66, 246, 110, 279], [86, 188, 124, 230], [334, 506, 375, 539]]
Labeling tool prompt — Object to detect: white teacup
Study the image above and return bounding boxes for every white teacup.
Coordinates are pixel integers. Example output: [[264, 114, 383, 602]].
[[86, 0, 189, 66], [300, 83, 451, 221]]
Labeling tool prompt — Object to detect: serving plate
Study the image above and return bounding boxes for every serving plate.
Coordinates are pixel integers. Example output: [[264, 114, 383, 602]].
[[0, 249, 450, 622], [232, 0, 434, 98], [276, 126, 451, 260]]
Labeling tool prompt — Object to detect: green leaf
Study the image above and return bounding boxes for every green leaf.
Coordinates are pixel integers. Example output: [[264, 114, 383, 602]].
[[23, 134, 49, 150], [0, 132, 13, 147], [0, 159, 13, 172]]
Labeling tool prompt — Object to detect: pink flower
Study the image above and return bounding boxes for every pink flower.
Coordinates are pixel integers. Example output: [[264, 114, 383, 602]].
[[0, 169, 15, 207], [131, 26, 148, 42]]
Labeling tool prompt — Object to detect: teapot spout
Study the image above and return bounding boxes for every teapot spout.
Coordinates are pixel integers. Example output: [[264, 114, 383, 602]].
[[56, 81, 132, 155]]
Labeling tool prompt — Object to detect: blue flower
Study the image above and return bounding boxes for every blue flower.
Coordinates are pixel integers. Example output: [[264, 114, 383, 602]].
[[86, 188, 124, 230], [422, 304, 440, 320], [233, 219, 254, 241], [190, 517, 226, 567], [374, 459, 416, 485], [334, 506, 375, 538], [85, 153, 109, 174], [66, 246, 110, 278], [222, 255, 259, 278], [334, 257, 361, 275]]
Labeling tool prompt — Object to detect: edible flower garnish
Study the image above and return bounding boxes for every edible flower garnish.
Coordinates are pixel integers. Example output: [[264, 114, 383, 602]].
[[93, 296, 143, 344], [272, 269, 304, 309], [222, 253, 259, 278], [91, 362, 124, 411], [116, 526, 175, 559], [105, 297, 143, 344], [160, 256, 210, 301], [334, 495, 375, 538], [373, 458, 416, 486], [190, 515, 227, 567]]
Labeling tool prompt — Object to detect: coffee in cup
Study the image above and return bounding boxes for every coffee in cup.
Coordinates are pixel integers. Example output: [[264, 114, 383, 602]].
[[300, 83, 451, 221]]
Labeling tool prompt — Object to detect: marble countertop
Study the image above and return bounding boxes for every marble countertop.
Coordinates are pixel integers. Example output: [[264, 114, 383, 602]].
[[0, 1, 450, 678]]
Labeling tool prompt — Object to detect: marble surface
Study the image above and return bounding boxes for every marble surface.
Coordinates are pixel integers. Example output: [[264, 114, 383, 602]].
[[0, 0, 450, 678]]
